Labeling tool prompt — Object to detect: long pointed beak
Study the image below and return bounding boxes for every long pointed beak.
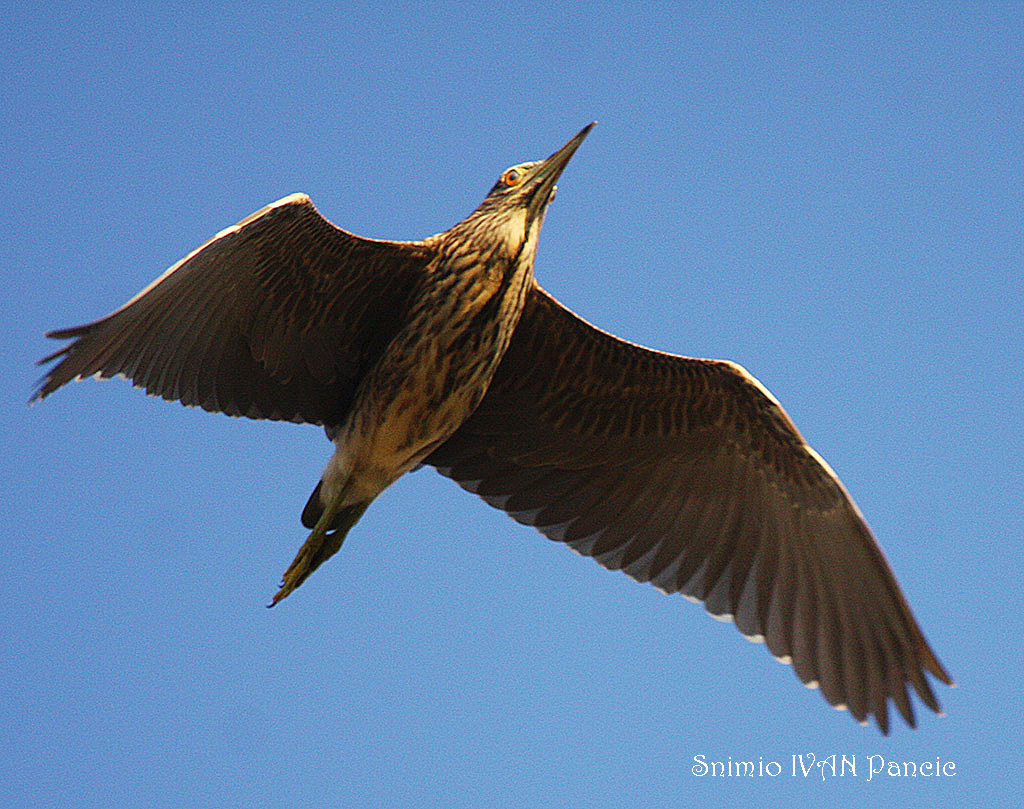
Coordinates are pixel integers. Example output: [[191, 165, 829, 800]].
[[526, 121, 595, 213]]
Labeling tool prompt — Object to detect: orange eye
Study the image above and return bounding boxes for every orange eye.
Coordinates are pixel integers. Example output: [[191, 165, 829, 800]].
[[502, 168, 522, 187]]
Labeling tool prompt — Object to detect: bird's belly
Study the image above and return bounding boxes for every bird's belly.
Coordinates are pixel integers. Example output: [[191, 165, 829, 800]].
[[322, 329, 504, 507], [374, 338, 494, 462], [320, 256, 532, 509]]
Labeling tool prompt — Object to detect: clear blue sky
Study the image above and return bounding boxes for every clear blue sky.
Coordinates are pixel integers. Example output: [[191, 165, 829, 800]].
[[4, 3, 1021, 807]]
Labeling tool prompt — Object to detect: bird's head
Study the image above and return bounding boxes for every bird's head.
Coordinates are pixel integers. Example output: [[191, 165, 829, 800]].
[[459, 122, 595, 257]]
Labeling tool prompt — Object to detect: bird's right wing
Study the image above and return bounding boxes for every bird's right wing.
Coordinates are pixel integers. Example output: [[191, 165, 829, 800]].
[[427, 282, 952, 733], [34, 194, 434, 427]]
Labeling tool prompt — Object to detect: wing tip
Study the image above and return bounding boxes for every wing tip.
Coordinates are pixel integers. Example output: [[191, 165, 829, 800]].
[[32, 321, 101, 402]]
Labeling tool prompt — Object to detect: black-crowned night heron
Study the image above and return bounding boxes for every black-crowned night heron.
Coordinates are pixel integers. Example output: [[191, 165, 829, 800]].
[[34, 123, 952, 733]]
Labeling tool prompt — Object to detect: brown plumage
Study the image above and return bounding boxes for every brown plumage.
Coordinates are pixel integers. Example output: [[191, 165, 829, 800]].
[[34, 123, 951, 733]]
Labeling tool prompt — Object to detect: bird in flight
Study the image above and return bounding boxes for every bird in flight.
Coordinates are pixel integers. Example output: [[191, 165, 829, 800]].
[[34, 123, 952, 733]]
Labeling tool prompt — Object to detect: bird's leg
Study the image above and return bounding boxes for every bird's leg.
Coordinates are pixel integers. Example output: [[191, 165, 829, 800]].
[[270, 485, 370, 606]]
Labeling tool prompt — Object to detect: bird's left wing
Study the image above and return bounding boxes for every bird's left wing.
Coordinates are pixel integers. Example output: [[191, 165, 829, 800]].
[[34, 194, 434, 427], [426, 282, 952, 732]]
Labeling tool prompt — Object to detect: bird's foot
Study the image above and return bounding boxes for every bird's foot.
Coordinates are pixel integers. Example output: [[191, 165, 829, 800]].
[[270, 499, 369, 606], [271, 525, 332, 606]]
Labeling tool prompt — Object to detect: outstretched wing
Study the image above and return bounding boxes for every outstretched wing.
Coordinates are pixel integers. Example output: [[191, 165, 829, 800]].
[[35, 194, 434, 427], [427, 282, 952, 733]]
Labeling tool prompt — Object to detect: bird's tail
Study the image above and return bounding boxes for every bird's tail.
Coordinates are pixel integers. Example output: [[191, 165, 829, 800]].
[[302, 480, 328, 529]]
